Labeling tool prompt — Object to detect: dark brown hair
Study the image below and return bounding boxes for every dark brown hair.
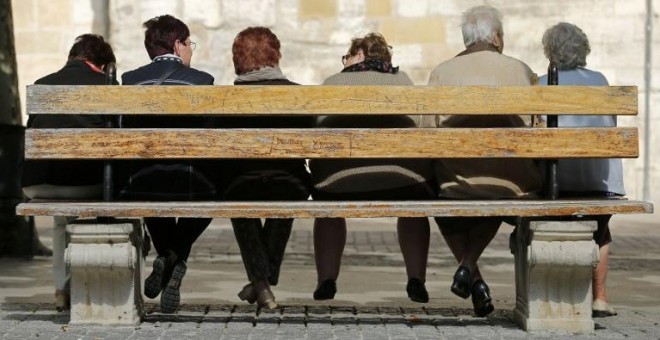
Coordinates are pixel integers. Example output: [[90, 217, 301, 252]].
[[143, 14, 190, 60], [68, 34, 116, 66], [232, 27, 281, 75], [348, 32, 392, 63]]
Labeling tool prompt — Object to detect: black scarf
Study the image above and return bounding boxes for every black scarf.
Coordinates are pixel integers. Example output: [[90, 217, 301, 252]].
[[341, 59, 399, 74]]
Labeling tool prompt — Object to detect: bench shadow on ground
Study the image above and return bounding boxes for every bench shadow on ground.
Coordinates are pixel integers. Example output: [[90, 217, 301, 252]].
[[1, 302, 520, 329]]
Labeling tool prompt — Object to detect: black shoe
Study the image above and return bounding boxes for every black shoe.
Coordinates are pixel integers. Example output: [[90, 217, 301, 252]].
[[406, 278, 429, 303], [313, 279, 337, 300], [471, 279, 494, 317], [451, 266, 473, 299], [160, 261, 187, 313], [144, 256, 166, 299]]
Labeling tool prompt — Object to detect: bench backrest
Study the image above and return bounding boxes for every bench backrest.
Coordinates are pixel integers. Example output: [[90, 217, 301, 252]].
[[25, 85, 638, 160]]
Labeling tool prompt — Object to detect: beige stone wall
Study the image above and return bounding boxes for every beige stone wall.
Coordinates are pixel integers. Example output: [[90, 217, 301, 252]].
[[11, 0, 660, 205]]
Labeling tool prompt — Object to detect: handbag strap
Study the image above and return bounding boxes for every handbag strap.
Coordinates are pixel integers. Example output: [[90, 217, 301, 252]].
[[153, 63, 184, 85]]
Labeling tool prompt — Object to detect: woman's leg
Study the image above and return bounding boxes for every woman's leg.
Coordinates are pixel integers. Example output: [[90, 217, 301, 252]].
[[313, 218, 346, 283], [231, 218, 270, 283], [397, 217, 430, 281], [263, 218, 294, 286], [461, 219, 501, 274], [398, 217, 431, 302]]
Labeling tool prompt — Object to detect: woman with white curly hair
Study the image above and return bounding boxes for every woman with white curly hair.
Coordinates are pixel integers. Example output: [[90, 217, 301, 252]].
[[539, 22, 624, 318]]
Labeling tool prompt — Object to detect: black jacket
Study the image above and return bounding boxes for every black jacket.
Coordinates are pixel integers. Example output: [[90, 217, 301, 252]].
[[22, 60, 118, 187], [117, 57, 217, 200], [217, 78, 312, 199]]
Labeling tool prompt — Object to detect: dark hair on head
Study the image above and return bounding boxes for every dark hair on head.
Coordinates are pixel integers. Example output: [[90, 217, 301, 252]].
[[348, 32, 392, 63], [143, 14, 190, 59], [232, 27, 282, 75], [68, 34, 116, 66]]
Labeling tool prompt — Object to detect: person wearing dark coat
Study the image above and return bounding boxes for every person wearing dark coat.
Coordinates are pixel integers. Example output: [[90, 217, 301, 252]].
[[219, 27, 312, 309], [119, 14, 216, 314], [22, 34, 117, 311]]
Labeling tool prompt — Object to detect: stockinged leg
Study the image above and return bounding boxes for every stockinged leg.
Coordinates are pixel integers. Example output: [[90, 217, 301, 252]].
[[510, 219, 598, 333], [65, 219, 144, 325]]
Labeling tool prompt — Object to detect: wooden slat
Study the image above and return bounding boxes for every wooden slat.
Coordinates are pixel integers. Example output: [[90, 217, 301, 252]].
[[16, 200, 653, 218], [24, 127, 639, 159], [27, 85, 638, 116]]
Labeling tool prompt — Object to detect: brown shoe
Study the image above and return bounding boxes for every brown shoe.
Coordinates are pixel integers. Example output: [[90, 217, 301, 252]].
[[238, 283, 257, 304], [254, 281, 277, 309]]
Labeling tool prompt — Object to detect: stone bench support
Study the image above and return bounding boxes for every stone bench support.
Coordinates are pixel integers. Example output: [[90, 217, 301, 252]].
[[65, 219, 143, 326], [511, 219, 599, 333]]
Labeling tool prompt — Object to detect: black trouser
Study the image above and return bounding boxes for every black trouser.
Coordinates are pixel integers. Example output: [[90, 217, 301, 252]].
[[144, 217, 211, 262], [232, 218, 293, 285]]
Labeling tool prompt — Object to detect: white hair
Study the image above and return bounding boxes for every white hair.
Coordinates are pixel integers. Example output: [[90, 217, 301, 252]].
[[542, 22, 590, 70], [461, 6, 503, 47]]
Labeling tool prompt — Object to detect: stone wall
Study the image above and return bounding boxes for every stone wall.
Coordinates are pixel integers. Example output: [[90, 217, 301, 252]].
[[11, 0, 660, 205]]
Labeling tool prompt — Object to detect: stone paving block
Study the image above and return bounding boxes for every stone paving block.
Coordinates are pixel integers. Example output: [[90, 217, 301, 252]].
[[189, 328, 224, 339], [221, 322, 256, 339], [125, 327, 164, 339], [385, 322, 414, 338], [411, 324, 443, 339], [251, 321, 280, 336], [306, 326, 334, 339], [332, 324, 363, 340], [275, 324, 308, 340], [359, 323, 390, 340]]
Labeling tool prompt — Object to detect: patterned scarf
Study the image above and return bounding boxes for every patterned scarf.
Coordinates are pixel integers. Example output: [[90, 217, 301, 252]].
[[341, 59, 399, 74]]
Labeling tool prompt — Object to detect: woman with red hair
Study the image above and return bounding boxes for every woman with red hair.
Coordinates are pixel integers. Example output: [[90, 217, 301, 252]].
[[218, 27, 312, 309]]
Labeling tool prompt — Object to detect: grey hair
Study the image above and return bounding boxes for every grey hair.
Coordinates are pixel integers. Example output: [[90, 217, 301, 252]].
[[542, 22, 590, 70], [461, 6, 503, 47]]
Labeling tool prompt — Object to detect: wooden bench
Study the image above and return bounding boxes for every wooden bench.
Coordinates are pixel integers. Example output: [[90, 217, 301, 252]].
[[18, 84, 653, 331]]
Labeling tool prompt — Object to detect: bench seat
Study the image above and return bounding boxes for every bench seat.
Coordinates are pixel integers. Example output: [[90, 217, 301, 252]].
[[17, 199, 652, 219], [21, 84, 652, 331]]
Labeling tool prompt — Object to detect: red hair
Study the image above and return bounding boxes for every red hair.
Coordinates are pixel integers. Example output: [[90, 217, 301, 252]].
[[232, 27, 281, 75]]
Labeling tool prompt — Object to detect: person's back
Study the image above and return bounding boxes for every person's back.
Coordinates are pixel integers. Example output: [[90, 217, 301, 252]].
[[22, 34, 117, 311], [118, 14, 215, 314], [310, 33, 435, 305], [539, 22, 623, 318], [427, 45, 541, 199], [426, 5, 541, 319], [539, 68, 624, 195]]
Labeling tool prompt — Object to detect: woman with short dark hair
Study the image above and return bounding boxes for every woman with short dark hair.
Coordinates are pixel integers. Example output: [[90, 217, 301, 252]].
[[219, 26, 312, 309], [119, 14, 216, 314], [22, 33, 117, 311]]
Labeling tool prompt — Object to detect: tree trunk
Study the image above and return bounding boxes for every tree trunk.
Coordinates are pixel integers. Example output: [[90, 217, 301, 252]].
[[0, 0, 21, 125], [0, 0, 49, 257]]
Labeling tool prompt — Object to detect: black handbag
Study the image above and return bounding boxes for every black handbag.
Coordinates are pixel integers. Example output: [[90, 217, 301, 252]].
[[222, 170, 310, 201]]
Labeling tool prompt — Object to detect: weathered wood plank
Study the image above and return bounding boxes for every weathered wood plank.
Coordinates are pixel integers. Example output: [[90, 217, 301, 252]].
[[26, 85, 638, 116], [16, 200, 653, 218], [24, 127, 639, 159]]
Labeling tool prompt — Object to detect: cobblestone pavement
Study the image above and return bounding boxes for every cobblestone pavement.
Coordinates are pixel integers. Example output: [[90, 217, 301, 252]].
[[0, 215, 658, 339]]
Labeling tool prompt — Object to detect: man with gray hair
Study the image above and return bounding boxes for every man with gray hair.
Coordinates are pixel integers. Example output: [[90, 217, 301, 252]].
[[424, 5, 542, 318]]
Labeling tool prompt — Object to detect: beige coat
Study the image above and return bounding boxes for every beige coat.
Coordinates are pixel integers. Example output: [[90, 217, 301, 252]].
[[426, 50, 543, 199]]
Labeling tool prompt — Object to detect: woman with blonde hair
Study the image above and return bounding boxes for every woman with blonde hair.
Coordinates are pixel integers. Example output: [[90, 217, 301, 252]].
[[311, 33, 435, 303]]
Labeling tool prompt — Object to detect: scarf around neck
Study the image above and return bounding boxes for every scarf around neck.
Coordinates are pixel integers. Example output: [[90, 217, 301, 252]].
[[341, 59, 399, 74], [153, 54, 184, 64], [235, 66, 287, 82], [456, 41, 500, 57]]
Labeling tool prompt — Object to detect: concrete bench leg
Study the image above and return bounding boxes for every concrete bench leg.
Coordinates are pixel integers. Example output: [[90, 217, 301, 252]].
[[511, 219, 598, 333], [64, 219, 144, 326]]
